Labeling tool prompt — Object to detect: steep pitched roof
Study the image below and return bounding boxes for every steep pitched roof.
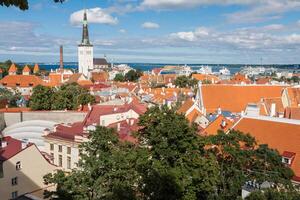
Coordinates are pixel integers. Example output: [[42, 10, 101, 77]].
[[33, 63, 40, 73], [233, 116, 300, 181], [201, 85, 284, 113], [23, 65, 31, 73], [8, 63, 17, 73], [93, 58, 108, 65], [286, 87, 300, 107]]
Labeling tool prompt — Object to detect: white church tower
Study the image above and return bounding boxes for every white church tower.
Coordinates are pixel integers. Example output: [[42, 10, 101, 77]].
[[78, 10, 93, 79]]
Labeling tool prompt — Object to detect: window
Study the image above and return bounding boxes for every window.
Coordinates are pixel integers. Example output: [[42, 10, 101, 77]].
[[282, 157, 290, 164], [102, 120, 105, 126], [67, 147, 71, 154], [50, 144, 54, 151], [67, 157, 71, 169], [50, 153, 54, 162], [16, 161, 21, 170], [11, 191, 18, 199], [16, 83, 20, 86], [59, 155, 62, 167], [11, 177, 18, 186], [58, 145, 62, 153]]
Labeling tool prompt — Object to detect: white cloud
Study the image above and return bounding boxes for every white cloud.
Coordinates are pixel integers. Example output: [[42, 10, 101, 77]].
[[142, 22, 160, 29], [119, 29, 127, 33], [226, 0, 300, 24], [70, 8, 118, 26], [140, 0, 260, 10]]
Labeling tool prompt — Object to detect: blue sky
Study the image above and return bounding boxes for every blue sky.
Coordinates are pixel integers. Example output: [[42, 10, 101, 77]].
[[1, 0, 300, 64]]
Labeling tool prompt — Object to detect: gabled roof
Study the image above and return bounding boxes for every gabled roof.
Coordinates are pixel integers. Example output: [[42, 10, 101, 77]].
[[232, 116, 300, 181], [284, 107, 300, 120], [201, 115, 234, 136], [8, 63, 17, 73], [201, 85, 284, 113], [33, 63, 40, 73], [192, 74, 220, 83], [0, 136, 32, 161], [286, 87, 300, 107], [23, 65, 31, 73]]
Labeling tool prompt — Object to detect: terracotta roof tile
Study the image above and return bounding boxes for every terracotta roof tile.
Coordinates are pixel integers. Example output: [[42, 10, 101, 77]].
[[177, 99, 194, 114], [233, 117, 300, 180], [0, 75, 44, 87], [23, 65, 31, 73], [192, 74, 220, 83], [8, 63, 17, 73], [201, 115, 234, 136], [0, 136, 32, 161], [33, 63, 40, 73], [202, 85, 284, 113]]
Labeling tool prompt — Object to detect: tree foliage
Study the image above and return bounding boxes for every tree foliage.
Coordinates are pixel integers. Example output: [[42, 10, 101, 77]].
[[205, 130, 294, 199], [29, 83, 95, 111], [44, 126, 138, 200], [246, 189, 300, 200], [0, 87, 21, 107], [174, 76, 197, 88], [124, 69, 143, 82], [43, 107, 296, 200], [0, 0, 64, 10], [113, 73, 125, 82]]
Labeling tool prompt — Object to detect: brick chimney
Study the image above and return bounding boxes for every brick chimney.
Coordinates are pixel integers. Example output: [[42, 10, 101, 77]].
[[60, 45, 64, 70]]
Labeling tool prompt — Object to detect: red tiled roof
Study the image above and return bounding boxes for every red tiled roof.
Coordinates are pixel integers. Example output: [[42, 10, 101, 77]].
[[0, 107, 31, 113], [44, 122, 84, 142], [83, 103, 147, 126], [233, 117, 300, 181], [201, 85, 284, 113], [0, 136, 32, 161], [178, 99, 194, 114], [192, 74, 220, 83]]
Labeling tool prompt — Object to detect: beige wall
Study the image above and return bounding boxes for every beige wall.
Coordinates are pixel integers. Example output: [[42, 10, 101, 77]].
[[0, 145, 57, 200], [100, 109, 139, 126], [282, 89, 290, 108], [44, 137, 80, 172]]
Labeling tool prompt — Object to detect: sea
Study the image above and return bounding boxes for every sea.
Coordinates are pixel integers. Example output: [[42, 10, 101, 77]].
[[18, 62, 300, 74]]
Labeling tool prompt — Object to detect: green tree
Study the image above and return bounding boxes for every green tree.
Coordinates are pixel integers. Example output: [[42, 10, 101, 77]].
[[174, 76, 197, 88], [124, 69, 143, 82], [137, 106, 220, 199], [51, 83, 95, 110], [29, 85, 54, 110], [114, 73, 125, 82], [0, 87, 21, 107], [0, 0, 64, 10], [205, 130, 294, 199], [246, 189, 300, 200], [44, 126, 138, 200]]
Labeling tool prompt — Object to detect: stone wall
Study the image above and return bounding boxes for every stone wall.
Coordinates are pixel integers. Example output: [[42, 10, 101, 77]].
[[3, 111, 88, 127]]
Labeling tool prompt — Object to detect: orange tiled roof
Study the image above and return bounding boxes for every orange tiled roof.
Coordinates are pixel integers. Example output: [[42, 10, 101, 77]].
[[231, 73, 251, 84], [23, 65, 31, 73], [178, 99, 194, 114], [262, 97, 284, 115], [192, 74, 220, 83], [0, 75, 44, 87], [233, 117, 300, 180], [91, 72, 109, 83], [286, 88, 300, 107], [33, 64, 40, 73], [0, 107, 31, 112], [201, 115, 234, 136], [186, 109, 203, 123], [256, 77, 271, 85], [284, 107, 300, 120], [201, 85, 285, 113], [8, 63, 17, 73], [78, 80, 93, 86]]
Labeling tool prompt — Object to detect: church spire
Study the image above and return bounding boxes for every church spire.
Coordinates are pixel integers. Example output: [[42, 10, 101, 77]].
[[81, 9, 91, 46]]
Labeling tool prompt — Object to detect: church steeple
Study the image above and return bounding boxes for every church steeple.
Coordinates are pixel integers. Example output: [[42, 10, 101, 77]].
[[81, 10, 91, 46]]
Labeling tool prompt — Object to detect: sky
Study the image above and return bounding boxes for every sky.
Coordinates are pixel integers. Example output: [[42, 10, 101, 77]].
[[1, 0, 300, 64]]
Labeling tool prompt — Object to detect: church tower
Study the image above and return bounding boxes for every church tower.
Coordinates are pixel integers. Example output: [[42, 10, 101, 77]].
[[78, 10, 94, 78]]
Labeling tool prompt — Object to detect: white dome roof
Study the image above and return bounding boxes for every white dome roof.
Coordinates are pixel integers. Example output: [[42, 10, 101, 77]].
[[3, 120, 57, 151]]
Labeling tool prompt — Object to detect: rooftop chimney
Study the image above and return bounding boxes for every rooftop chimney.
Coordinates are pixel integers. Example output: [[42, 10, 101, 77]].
[[60, 45, 64, 70], [270, 103, 276, 117], [21, 139, 28, 149], [1, 140, 7, 148], [117, 123, 121, 131]]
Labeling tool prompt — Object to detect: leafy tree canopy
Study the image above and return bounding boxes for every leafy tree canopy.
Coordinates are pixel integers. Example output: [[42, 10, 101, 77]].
[[29, 83, 95, 111], [124, 69, 143, 82], [113, 73, 125, 82], [174, 76, 197, 88], [0, 0, 64, 10], [246, 189, 300, 200]]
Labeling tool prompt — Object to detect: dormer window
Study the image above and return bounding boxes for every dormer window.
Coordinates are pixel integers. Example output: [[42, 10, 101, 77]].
[[282, 151, 296, 166], [16, 83, 20, 86], [29, 83, 33, 87], [16, 161, 21, 170], [2, 83, 7, 86]]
